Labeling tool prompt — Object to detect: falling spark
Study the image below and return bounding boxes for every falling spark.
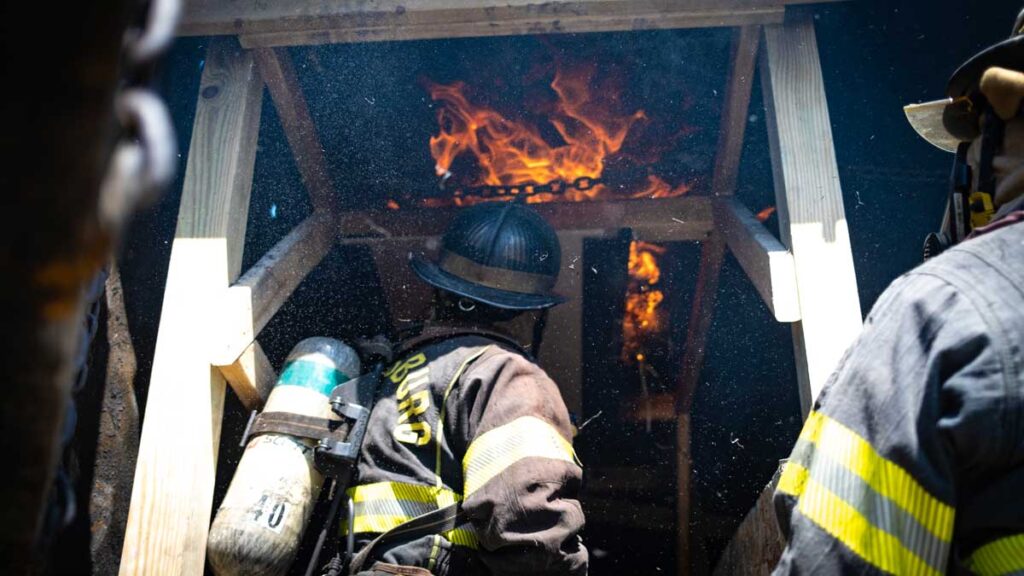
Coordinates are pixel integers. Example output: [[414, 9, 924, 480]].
[[386, 199, 400, 210]]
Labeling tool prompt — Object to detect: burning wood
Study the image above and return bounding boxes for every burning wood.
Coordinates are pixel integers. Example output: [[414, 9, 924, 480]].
[[623, 240, 667, 364], [420, 62, 691, 207]]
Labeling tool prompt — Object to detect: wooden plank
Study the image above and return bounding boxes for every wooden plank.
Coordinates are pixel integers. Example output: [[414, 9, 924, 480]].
[[252, 47, 336, 214], [713, 25, 762, 197], [91, 264, 140, 575], [673, 26, 760, 574], [715, 198, 799, 321], [672, 236, 725, 576], [176, 0, 846, 40], [712, 465, 785, 576], [762, 15, 862, 414], [217, 340, 276, 410], [339, 197, 712, 242], [120, 39, 262, 576], [213, 214, 334, 366], [239, 8, 784, 48], [537, 232, 585, 416], [677, 413, 693, 574], [674, 23, 760, 411]]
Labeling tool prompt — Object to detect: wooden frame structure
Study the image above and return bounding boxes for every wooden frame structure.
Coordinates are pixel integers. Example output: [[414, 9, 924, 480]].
[[120, 2, 858, 574]]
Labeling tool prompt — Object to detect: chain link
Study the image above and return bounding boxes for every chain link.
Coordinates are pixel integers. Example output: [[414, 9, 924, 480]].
[[451, 176, 604, 201]]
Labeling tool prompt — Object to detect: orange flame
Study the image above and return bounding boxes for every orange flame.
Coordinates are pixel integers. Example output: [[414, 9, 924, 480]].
[[423, 63, 689, 206], [623, 241, 667, 363], [756, 206, 776, 222]]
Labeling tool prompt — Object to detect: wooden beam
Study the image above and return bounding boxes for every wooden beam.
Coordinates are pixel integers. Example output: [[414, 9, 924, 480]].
[[537, 232, 586, 416], [217, 340, 276, 410], [120, 39, 262, 576], [339, 197, 712, 242], [712, 465, 785, 576], [212, 213, 334, 367], [677, 413, 693, 575], [176, 0, 831, 42], [762, 15, 862, 414], [713, 25, 762, 197], [674, 24, 760, 411], [674, 26, 760, 575], [252, 48, 336, 214], [238, 8, 784, 48], [715, 198, 799, 321]]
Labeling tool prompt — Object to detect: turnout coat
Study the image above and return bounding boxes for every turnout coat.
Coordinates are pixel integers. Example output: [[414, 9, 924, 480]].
[[773, 205, 1024, 575], [348, 328, 587, 576]]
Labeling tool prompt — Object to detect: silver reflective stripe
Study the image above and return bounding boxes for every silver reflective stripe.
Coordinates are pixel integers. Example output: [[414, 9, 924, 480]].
[[355, 498, 439, 519], [797, 439, 951, 574]]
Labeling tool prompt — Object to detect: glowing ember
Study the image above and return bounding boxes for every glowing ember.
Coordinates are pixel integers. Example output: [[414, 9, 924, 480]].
[[423, 63, 690, 206], [756, 206, 776, 222], [623, 241, 667, 364]]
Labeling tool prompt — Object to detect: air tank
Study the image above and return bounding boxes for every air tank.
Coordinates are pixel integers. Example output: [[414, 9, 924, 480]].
[[207, 337, 361, 576]]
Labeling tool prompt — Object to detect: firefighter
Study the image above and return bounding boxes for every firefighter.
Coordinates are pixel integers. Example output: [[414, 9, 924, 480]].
[[344, 201, 587, 576], [773, 7, 1024, 576]]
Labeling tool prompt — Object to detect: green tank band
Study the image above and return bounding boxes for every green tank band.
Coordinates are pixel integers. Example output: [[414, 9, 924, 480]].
[[277, 359, 352, 396]]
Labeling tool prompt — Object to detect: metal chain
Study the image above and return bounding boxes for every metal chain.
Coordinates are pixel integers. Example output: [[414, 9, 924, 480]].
[[451, 176, 603, 201]]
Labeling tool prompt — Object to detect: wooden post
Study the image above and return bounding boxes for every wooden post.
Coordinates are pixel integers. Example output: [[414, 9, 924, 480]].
[[762, 14, 862, 414], [212, 214, 334, 367], [119, 39, 263, 576], [711, 15, 866, 575], [218, 341, 277, 410], [675, 24, 760, 576], [711, 465, 786, 576], [714, 198, 799, 321]]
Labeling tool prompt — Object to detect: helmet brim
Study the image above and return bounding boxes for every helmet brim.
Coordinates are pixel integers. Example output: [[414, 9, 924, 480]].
[[903, 98, 963, 153], [905, 34, 1024, 152], [410, 255, 567, 311]]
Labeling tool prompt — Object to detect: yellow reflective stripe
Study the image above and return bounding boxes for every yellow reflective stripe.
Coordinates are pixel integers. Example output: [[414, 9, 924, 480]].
[[798, 475, 943, 576], [797, 411, 954, 542], [344, 481, 465, 538], [436, 347, 490, 485], [350, 481, 461, 507], [967, 534, 1024, 576], [442, 526, 479, 549], [463, 416, 577, 496], [777, 460, 810, 498]]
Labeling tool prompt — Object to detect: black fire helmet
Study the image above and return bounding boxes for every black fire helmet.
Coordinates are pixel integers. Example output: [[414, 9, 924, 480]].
[[410, 202, 567, 310], [904, 6, 1024, 151]]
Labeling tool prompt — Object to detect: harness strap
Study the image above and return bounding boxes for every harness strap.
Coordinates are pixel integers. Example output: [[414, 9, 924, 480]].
[[348, 503, 465, 575], [247, 411, 350, 444]]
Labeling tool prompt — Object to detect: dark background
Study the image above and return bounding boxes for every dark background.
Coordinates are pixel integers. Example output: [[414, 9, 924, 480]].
[[98, 1, 1019, 574]]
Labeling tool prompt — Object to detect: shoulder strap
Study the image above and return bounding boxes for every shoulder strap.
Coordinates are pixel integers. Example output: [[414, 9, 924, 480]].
[[347, 503, 465, 575], [396, 324, 530, 359]]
